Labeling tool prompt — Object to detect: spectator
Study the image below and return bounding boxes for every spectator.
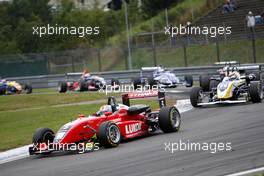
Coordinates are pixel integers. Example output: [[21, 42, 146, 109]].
[[261, 10, 264, 20], [246, 11, 256, 28], [223, 0, 233, 14], [230, 0, 238, 10], [246, 11, 256, 35]]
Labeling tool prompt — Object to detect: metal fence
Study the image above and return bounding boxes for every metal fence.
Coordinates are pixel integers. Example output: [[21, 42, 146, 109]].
[[0, 25, 264, 77]]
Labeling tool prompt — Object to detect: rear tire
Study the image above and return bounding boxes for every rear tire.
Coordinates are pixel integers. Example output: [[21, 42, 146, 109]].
[[158, 106, 181, 133], [98, 121, 121, 148], [190, 87, 203, 107], [79, 80, 88, 92], [185, 75, 193, 87], [111, 78, 120, 86], [58, 81, 67, 93], [133, 77, 141, 89], [249, 82, 262, 103], [24, 84, 33, 94], [199, 75, 210, 91]]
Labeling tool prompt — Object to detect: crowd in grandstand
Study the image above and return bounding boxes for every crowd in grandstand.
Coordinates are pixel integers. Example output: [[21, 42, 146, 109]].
[[222, 0, 238, 14]]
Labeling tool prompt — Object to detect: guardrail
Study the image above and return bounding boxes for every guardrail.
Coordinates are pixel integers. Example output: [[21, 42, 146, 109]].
[[5, 63, 263, 88]]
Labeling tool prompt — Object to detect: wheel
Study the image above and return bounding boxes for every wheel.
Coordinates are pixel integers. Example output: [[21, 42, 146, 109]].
[[199, 75, 210, 91], [158, 106, 181, 133], [249, 82, 262, 103], [190, 87, 203, 107], [24, 84, 33, 94], [209, 80, 220, 91], [147, 76, 156, 88], [111, 78, 120, 86], [98, 121, 121, 148], [32, 128, 54, 155], [184, 75, 193, 87], [253, 72, 260, 81], [133, 77, 141, 89], [58, 81, 67, 93], [79, 80, 88, 91], [0, 88, 6, 95]]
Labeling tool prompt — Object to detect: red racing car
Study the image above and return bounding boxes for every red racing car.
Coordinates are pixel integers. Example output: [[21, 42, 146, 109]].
[[29, 91, 181, 155]]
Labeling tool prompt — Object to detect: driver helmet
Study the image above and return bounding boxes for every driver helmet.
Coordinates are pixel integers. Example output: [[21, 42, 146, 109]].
[[99, 105, 112, 113], [231, 66, 238, 72]]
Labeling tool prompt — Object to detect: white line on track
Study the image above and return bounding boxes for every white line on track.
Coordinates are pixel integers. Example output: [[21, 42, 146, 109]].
[[225, 166, 264, 176]]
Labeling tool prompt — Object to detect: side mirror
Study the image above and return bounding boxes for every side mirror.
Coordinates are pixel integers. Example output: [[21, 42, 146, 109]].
[[104, 112, 113, 116]]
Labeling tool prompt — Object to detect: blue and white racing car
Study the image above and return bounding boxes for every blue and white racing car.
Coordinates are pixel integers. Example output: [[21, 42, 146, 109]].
[[133, 67, 193, 88]]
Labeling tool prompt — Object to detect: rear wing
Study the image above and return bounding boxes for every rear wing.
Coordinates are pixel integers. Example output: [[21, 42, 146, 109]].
[[122, 91, 166, 108], [214, 61, 240, 66], [141, 67, 161, 71]]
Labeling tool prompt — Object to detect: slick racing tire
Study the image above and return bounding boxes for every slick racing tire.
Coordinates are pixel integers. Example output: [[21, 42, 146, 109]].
[[0, 89, 6, 95], [147, 76, 156, 89], [249, 82, 262, 103], [58, 81, 67, 93], [79, 80, 88, 92], [133, 77, 141, 89], [253, 72, 260, 81], [209, 80, 220, 91], [158, 106, 181, 133], [24, 84, 33, 94], [190, 87, 203, 107], [32, 128, 54, 155], [99, 121, 121, 148], [199, 75, 210, 91], [111, 78, 120, 86], [184, 75, 193, 87]]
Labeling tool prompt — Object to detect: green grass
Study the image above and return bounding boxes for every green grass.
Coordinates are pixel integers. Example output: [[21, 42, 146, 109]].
[[0, 92, 120, 111], [122, 39, 264, 69], [0, 93, 175, 151]]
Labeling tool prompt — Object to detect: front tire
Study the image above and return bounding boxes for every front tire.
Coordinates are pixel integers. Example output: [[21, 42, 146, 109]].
[[158, 106, 181, 133], [190, 87, 203, 107], [209, 80, 220, 91], [249, 82, 262, 103], [98, 121, 121, 148], [185, 75, 193, 87], [58, 82, 67, 93], [32, 128, 54, 155]]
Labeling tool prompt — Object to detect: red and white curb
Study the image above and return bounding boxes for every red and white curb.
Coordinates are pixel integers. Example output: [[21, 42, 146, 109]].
[[0, 145, 31, 164], [0, 99, 193, 165]]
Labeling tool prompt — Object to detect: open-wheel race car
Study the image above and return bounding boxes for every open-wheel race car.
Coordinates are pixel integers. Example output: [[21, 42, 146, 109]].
[[58, 73, 119, 93], [133, 67, 193, 89], [0, 79, 32, 95], [190, 65, 263, 107], [29, 91, 181, 155]]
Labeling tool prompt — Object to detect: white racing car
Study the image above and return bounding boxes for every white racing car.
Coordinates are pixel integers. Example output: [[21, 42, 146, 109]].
[[190, 65, 263, 107], [133, 67, 193, 89]]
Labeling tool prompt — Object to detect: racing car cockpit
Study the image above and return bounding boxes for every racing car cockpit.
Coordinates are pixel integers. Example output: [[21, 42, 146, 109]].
[[96, 96, 120, 116]]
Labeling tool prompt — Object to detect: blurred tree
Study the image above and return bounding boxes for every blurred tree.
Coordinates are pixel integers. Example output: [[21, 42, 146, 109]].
[[141, 0, 180, 19]]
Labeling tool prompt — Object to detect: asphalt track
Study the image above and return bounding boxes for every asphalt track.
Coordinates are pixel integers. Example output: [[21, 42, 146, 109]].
[[1, 99, 264, 176]]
